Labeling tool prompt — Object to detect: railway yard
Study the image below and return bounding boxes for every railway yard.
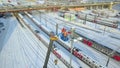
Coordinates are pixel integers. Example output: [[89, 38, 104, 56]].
[[0, 0, 120, 68]]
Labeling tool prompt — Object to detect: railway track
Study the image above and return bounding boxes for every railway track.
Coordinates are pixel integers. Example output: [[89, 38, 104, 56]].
[[38, 12, 120, 60], [14, 12, 79, 68], [24, 12, 108, 68], [54, 16, 120, 62]]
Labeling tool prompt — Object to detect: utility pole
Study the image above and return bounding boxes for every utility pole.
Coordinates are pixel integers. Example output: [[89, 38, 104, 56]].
[[106, 46, 120, 67], [106, 57, 110, 67], [39, 11, 41, 23], [94, 15, 97, 28], [56, 23, 58, 35], [69, 27, 75, 68], [43, 32, 58, 68], [69, 39, 73, 68], [103, 26, 106, 35], [70, 13, 72, 21], [84, 14, 87, 24]]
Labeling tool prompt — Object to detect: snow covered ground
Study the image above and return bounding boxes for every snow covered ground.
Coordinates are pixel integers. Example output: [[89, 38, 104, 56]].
[[1, 11, 119, 68], [0, 17, 17, 52], [76, 10, 120, 34], [0, 16, 67, 68], [48, 12, 120, 53], [23, 13, 90, 68], [30, 11, 120, 68], [32, 11, 119, 68]]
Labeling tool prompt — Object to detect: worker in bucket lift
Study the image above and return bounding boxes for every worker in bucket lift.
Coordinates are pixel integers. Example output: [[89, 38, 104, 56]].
[[61, 28, 69, 41], [61, 27, 66, 33], [64, 31, 68, 40], [61, 28, 65, 41]]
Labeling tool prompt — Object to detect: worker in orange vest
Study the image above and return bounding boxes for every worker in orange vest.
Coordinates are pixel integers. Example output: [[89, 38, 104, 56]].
[[61, 28, 66, 33], [61, 27, 70, 41], [63, 31, 68, 37], [63, 30, 69, 41]]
